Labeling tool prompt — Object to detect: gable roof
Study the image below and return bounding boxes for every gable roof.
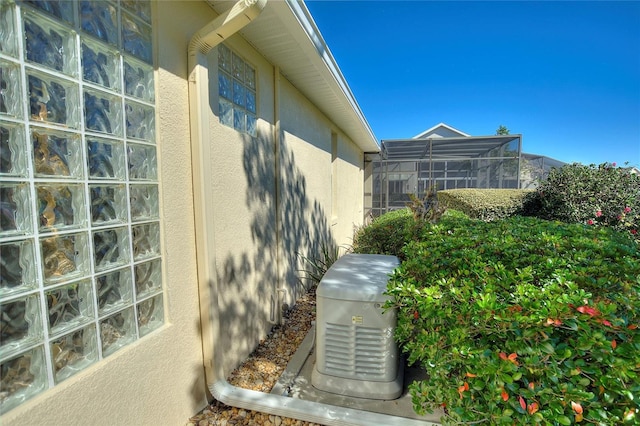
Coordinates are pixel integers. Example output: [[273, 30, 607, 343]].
[[207, 0, 379, 152], [413, 123, 471, 139]]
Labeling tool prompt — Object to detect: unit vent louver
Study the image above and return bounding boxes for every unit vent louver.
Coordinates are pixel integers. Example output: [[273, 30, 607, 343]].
[[324, 323, 389, 379]]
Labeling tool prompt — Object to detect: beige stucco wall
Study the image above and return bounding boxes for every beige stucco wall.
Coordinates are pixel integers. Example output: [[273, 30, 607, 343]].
[[334, 135, 365, 247], [1, 2, 211, 425], [205, 32, 278, 375], [278, 77, 365, 248], [208, 33, 366, 375], [2, 1, 370, 423]]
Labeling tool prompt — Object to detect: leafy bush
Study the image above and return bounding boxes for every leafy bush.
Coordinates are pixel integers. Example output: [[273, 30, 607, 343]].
[[387, 215, 640, 425], [524, 162, 639, 240], [352, 208, 417, 259], [438, 189, 533, 221], [352, 209, 468, 259]]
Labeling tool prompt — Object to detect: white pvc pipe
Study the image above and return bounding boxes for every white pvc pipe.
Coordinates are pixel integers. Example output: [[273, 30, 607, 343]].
[[210, 380, 435, 426], [187, 2, 438, 425]]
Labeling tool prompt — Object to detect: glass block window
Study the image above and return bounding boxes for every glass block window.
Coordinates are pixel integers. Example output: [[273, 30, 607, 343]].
[[0, 0, 163, 413], [218, 44, 257, 137]]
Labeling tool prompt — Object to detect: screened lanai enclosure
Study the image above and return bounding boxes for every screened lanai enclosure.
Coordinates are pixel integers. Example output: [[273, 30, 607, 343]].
[[364, 134, 523, 217], [520, 153, 566, 189]]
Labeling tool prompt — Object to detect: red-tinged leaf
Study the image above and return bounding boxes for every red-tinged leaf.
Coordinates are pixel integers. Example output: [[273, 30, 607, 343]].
[[465, 372, 477, 378], [545, 318, 562, 326], [501, 389, 509, 401], [519, 396, 526, 410], [571, 401, 583, 414], [623, 408, 636, 421], [577, 305, 599, 317], [528, 402, 539, 415], [413, 311, 419, 320], [612, 339, 617, 349], [528, 382, 535, 390], [458, 382, 469, 399], [499, 352, 508, 360], [628, 324, 638, 330], [508, 353, 518, 364], [601, 319, 612, 327]]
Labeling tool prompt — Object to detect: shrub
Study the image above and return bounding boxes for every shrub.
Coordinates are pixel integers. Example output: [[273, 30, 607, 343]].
[[438, 189, 533, 221], [352, 208, 416, 259], [352, 209, 466, 259], [386, 215, 640, 425], [524, 162, 639, 240]]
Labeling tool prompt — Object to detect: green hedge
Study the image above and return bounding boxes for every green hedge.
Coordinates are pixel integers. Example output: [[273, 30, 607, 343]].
[[352, 208, 416, 259], [387, 215, 640, 425], [438, 189, 533, 221]]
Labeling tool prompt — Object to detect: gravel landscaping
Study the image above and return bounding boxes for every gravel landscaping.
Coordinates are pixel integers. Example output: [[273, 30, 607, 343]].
[[186, 286, 319, 426]]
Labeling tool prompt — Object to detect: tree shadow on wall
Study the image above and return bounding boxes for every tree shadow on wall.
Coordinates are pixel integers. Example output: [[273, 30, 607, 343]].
[[242, 127, 335, 302], [213, 128, 334, 375]]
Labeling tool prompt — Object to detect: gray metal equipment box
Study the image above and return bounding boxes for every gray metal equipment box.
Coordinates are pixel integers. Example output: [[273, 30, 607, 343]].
[[311, 254, 402, 400]]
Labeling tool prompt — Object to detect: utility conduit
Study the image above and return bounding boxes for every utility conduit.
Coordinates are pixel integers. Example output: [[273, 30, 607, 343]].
[[187, 1, 436, 424]]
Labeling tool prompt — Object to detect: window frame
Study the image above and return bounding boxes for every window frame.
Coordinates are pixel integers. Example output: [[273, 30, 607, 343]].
[[217, 43, 257, 137]]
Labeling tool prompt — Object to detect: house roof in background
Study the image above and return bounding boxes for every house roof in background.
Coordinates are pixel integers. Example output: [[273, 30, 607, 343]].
[[413, 123, 471, 139], [206, 0, 379, 152]]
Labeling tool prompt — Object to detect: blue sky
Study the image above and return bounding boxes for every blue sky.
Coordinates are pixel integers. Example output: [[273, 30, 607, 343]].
[[305, 1, 640, 166]]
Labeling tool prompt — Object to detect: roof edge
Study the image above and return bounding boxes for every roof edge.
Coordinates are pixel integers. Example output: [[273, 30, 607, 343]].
[[383, 134, 522, 143]]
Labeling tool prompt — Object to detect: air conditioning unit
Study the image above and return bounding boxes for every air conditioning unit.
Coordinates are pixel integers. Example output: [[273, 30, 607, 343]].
[[311, 253, 402, 400]]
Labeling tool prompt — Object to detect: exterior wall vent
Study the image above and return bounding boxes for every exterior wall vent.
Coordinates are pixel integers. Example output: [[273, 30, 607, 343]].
[[311, 254, 402, 400]]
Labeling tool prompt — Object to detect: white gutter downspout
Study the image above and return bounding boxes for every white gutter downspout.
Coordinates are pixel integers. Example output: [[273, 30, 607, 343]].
[[187, 2, 434, 425], [188, 0, 269, 396]]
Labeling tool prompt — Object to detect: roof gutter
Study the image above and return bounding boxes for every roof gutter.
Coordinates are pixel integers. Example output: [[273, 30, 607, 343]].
[[187, 1, 432, 424]]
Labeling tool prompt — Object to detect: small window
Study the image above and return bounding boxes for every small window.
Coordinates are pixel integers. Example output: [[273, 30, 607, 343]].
[[218, 44, 257, 137]]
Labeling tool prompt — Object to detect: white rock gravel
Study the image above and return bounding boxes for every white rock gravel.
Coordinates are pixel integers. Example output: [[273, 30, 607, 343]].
[[186, 286, 319, 426]]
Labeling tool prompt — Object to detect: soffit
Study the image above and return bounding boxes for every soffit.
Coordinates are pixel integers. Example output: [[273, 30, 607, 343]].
[[207, 1, 380, 152]]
